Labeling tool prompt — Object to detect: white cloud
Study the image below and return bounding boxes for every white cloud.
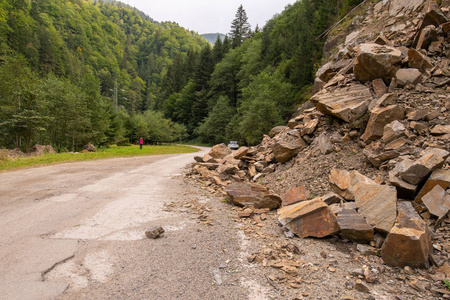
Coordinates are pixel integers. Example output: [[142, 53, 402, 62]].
[[123, 0, 295, 34]]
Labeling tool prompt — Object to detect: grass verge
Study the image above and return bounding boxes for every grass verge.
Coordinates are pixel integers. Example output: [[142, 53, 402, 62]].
[[0, 145, 199, 172]]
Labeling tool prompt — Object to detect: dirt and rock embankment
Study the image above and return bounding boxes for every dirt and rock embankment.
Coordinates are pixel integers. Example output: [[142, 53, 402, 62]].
[[186, 1, 450, 299]]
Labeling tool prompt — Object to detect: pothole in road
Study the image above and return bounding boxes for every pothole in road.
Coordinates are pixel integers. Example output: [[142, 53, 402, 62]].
[[45, 250, 114, 291]]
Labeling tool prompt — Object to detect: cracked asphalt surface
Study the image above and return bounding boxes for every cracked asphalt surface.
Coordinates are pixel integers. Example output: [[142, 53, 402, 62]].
[[0, 147, 272, 300]]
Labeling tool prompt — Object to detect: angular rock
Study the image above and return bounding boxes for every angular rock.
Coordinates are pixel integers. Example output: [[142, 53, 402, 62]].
[[233, 146, 249, 159], [277, 198, 339, 238], [272, 130, 306, 163], [372, 78, 388, 98], [395, 68, 422, 87], [400, 148, 450, 185], [385, 138, 408, 151], [254, 161, 268, 172], [282, 186, 309, 206], [301, 119, 319, 136], [381, 201, 431, 269], [81, 143, 96, 152], [389, 171, 418, 200], [353, 43, 402, 83], [194, 156, 204, 163], [316, 59, 353, 82], [415, 169, 450, 203], [431, 125, 450, 135], [422, 185, 450, 219], [382, 120, 406, 144], [388, 0, 424, 17], [368, 93, 397, 112], [311, 77, 325, 95], [353, 183, 397, 233], [29, 144, 56, 155], [269, 126, 289, 138], [329, 169, 376, 201], [361, 105, 405, 143], [407, 109, 429, 121], [312, 133, 334, 155], [321, 192, 343, 205], [408, 49, 433, 73], [209, 143, 232, 160], [363, 148, 399, 168], [416, 25, 438, 50], [217, 162, 239, 175], [337, 208, 374, 243], [225, 182, 282, 209], [145, 227, 165, 239], [202, 154, 217, 163], [310, 84, 372, 123]]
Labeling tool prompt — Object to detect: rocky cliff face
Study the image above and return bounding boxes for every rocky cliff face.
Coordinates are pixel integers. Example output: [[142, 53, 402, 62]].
[[188, 0, 450, 297]]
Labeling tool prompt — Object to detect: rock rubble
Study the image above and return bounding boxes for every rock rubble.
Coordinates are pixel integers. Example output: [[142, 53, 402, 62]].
[[187, 0, 450, 298]]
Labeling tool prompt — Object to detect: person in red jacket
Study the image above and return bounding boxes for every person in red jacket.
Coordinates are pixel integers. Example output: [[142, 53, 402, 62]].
[[139, 137, 143, 150]]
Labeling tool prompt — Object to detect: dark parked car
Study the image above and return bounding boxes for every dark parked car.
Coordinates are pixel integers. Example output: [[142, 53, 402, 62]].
[[228, 141, 239, 150]]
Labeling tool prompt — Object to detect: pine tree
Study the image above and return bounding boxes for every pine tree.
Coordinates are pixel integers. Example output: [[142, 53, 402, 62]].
[[229, 5, 251, 48]]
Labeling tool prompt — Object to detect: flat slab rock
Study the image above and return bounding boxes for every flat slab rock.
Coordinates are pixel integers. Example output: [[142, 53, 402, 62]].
[[422, 185, 450, 219], [337, 208, 374, 243], [415, 169, 450, 203], [277, 198, 339, 238], [329, 169, 376, 201], [400, 148, 450, 185], [310, 84, 372, 123], [225, 182, 281, 210], [381, 201, 431, 269], [353, 182, 397, 233]]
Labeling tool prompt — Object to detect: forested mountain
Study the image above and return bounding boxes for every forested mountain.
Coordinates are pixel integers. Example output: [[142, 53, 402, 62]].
[[0, 0, 207, 151], [201, 33, 226, 45], [0, 0, 363, 152], [161, 0, 363, 145]]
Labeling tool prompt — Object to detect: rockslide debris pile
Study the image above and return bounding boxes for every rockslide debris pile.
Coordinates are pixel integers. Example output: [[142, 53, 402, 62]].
[[188, 0, 449, 281]]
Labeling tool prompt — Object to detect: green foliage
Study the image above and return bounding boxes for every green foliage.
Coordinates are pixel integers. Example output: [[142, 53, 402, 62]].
[[229, 5, 251, 48], [196, 96, 235, 144], [444, 280, 450, 291], [238, 69, 294, 145], [0, 0, 206, 151]]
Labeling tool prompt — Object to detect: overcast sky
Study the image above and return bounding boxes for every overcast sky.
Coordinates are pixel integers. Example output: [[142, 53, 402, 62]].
[[123, 0, 296, 34]]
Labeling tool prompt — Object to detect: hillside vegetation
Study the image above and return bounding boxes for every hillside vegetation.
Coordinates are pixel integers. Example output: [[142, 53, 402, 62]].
[[0, 0, 362, 152]]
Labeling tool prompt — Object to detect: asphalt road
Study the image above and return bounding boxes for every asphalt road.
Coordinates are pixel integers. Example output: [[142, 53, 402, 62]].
[[0, 147, 272, 300]]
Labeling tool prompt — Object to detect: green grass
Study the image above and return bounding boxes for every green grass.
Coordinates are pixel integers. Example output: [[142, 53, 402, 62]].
[[0, 145, 199, 172]]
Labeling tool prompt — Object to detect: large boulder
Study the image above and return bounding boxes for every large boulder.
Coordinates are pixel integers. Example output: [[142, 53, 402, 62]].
[[277, 198, 339, 238], [416, 25, 438, 50], [310, 84, 372, 123], [353, 43, 402, 83], [360, 105, 405, 143], [208, 143, 232, 160], [225, 182, 281, 209], [329, 169, 376, 201], [29, 144, 57, 155], [281, 186, 309, 206], [271, 130, 306, 163], [353, 183, 397, 233], [388, 0, 425, 17], [389, 160, 418, 199], [415, 169, 450, 204], [363, 142, 399, 168], [381, 201, 431, 269], [400, 148, 450, 185], [430, 125, 450, 135], [337, 208, 374, 243], [408, 49, 433, 73], [382, 120, 406, 144], [395, 68, 422, 87], [422, 185, 450, 219], [269, 126, 289, 138], [315, 59, 353, 82]]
